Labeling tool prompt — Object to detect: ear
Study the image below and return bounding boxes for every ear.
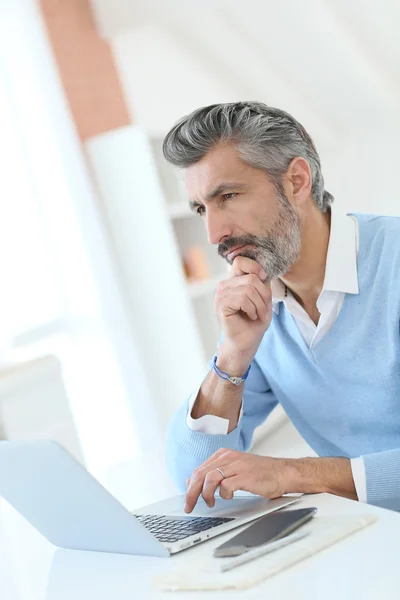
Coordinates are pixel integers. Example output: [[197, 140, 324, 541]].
[[285, 157, 312, 207]]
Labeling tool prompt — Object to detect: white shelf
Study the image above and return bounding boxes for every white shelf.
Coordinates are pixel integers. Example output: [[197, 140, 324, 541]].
[[167, 203, 194, 219], [187, 275, 225, 299], [148, 134, 225, 361]]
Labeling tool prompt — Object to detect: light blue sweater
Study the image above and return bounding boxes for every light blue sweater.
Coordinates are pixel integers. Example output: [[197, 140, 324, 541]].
[[166, 214, 400, 510]]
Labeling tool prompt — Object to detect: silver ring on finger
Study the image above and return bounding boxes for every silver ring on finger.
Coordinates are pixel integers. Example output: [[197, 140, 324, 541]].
[[216, 467, 226, 479]]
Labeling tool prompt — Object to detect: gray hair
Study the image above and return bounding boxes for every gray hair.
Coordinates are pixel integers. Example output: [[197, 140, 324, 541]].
[[163, 101, 333, 212]]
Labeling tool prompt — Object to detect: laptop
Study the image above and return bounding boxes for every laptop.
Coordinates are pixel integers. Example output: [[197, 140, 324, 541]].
[[0, 439, 298, 556]]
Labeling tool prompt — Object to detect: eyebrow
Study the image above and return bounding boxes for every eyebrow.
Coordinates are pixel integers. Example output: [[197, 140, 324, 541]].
[[189, 182, 248, 212]]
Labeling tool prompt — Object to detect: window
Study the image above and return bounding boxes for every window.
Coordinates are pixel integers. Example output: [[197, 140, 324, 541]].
[[0, 0, 140, 485]]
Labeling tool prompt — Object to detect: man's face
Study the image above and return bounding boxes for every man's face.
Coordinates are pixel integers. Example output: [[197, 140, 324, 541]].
[[185, 143, 301, 281]]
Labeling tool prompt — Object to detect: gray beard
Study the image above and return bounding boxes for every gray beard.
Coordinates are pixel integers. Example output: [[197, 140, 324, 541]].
[[218, 195, 301, 282]]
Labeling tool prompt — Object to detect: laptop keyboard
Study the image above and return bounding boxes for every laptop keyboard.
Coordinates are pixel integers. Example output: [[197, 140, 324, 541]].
[[133, 514, 235, 544]]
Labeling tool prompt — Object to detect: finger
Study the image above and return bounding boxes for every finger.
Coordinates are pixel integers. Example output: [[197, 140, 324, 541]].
[[201, 469, 224, 507], [231, 256, 266, 279], [192, 448, 232, 472], [216, 459, 245, 499], [219, 289, 259, 321], [219, 479, 235, 500], [185, 460, 225, 512], [219, 475, 242, 499], [218, 283, 270, 322], [226, 274, 272, 307], [201, 462, 239, 506], [184, 452, 236, 512], [184, 471, 206, 513]]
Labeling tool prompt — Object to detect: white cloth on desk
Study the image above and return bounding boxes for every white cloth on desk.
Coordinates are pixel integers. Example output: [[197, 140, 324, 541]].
[[153, 513, 377, 591]]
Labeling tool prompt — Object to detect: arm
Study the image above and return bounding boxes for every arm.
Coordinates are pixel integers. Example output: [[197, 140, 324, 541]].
[[165, 359, 278, 491], [184, 447, 400, 513], [183, 452, 358, 513], [362, 448, 400, 510], [190, 347, 248, 433], [283, 450, 400, 509], [189, 256, 272, 430], [166, 256, 274, 490], [285, 456, 358, 500]]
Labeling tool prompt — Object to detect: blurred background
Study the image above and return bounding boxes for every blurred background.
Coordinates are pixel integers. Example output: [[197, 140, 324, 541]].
[[0, 0, 399, 510]]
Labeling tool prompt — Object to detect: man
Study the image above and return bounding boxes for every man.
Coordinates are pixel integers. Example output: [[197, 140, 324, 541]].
[[163, 101, 400, 512]]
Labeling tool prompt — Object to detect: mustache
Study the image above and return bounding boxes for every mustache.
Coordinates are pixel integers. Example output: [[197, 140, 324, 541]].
[[218, 235, 260, 258]]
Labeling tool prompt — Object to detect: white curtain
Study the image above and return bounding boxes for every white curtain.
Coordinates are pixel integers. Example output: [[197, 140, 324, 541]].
[[0, 0, 170, 505]]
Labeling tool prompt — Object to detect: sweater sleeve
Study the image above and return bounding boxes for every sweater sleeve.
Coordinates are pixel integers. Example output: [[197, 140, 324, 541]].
[[362, 449, 400, 510], [165, 359, 278, 492]]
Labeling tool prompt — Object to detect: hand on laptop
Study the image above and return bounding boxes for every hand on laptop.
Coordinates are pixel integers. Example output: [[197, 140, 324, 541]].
[[184, 449, 288, 513], [184, 449, 358, 512]]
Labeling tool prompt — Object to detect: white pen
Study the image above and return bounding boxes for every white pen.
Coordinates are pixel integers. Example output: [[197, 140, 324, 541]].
[[217, 530, 309, 572]]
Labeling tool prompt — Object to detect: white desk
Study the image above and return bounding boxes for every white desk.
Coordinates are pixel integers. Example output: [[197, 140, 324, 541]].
[[1, 493, 399, 600]]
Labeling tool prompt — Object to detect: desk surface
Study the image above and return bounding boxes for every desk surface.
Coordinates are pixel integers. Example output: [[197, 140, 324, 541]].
[[1, 492, 399, 600]]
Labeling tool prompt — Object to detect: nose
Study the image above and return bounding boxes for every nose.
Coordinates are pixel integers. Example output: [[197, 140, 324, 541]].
[[204, 206, 232, 246]]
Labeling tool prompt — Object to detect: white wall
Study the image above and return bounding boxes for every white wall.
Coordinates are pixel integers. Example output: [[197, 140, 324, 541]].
[[109, 19, 400, 219], [111, 24, 240, 137], [324, 133, 400, 216]]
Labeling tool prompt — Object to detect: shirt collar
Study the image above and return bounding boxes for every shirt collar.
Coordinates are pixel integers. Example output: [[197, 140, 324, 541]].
[[271, 205, 359, 313]]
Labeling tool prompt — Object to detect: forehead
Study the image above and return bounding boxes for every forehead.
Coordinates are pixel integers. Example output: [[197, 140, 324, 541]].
[[185, 144, 252, 199]]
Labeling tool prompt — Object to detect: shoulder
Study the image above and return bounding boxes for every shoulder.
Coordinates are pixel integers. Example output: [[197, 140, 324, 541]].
[[352, 213, 400, 252], [353, 214, 400, 279], [352, 212, 400, 237]]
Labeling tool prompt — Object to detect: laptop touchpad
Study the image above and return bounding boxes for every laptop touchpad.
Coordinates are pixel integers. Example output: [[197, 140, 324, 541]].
[[171, 496, 270, 518]]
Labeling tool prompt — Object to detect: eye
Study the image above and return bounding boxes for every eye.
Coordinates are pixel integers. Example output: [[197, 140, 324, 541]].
[[196, 205, 205, 216], [222, 193, 237, 201]]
